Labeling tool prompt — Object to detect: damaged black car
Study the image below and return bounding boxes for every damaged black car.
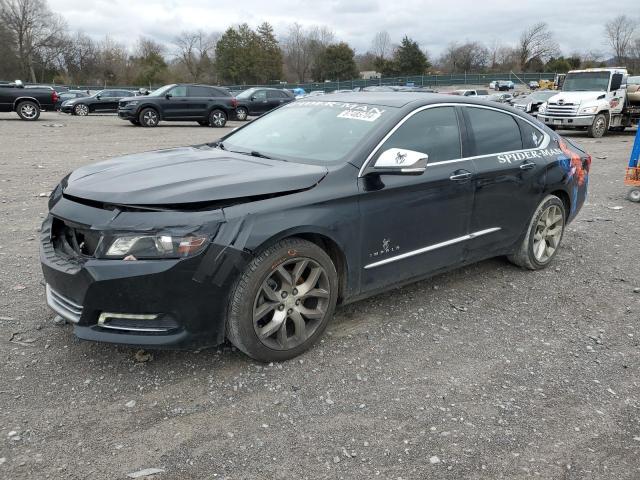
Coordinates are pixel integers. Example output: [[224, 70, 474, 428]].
[[41, 93, 590, 362]]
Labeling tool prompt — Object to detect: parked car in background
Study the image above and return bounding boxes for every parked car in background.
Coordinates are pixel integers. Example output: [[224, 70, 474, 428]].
[[55, 91, 88, 110], [118, 83, 237, 127], [0, 80, 58, 120], [61, 89, 136, 115], [528, 81, 540, 90], [234, 87, 295, 120], [627, 76, 640, 104], [495, 80, 515, 91], [489, 81, 497, 89], [487, 93, 514, 104], [511, 90, 556, 114], [453, 89, 490, 98]]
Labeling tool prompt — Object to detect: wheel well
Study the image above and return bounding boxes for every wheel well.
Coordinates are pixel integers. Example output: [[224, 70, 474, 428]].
[[208, 106, 228, 117], [550, 189, 571, 219], [13, 97, 40, 110], [139, 105, 160, 117], [287, 233, 348, 303]]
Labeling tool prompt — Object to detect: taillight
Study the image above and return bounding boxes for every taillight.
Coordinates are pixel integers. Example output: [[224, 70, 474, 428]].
[[584, 154, 592, 173], [231, 98, 238, 108], [52, 91, 59, 103]]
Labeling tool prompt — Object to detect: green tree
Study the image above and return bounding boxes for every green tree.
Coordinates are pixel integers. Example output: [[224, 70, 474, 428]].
[[315, 42, 358, 81], [545, 56, 571, 73], [392, 36, 430, 75], [131, 38, 167, 87], [256, 22, 283, 83]]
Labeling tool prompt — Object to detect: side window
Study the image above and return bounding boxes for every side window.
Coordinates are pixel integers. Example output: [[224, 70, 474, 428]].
[[466, 107, 522, 156], [188, 86, 212, 97], [253, 90, 267, 100], [170, 86, 187, 97], [518, 119, 545, 149], [212, 88, 231, 97], [100, 90, 114, 97], [267, 90, 284, 99], [378, 106, 461, 162]]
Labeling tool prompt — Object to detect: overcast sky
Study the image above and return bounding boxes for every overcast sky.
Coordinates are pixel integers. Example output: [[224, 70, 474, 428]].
[[49, 0, 636, 59]]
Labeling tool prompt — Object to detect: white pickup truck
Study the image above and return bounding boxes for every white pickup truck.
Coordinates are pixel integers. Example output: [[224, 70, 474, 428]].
[[537, 68, 640, 138]]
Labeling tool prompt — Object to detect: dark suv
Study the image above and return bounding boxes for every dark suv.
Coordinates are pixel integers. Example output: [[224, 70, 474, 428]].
[[118, 84, 237, 127], [234, 87, 294, 120]]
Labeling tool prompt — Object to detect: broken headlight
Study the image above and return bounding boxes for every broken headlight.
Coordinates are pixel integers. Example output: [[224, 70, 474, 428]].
[[105, 234, 209, 259]]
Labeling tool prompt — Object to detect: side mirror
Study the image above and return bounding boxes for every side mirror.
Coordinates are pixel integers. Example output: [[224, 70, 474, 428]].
[[14, 79, 23, 88], [370, 148, 428, 175], [250, 95, 256, 101], [165, 93, 172, 99]]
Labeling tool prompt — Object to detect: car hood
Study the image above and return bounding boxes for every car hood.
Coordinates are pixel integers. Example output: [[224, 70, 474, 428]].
[[64, 146, 328, 206], [547, 91, 606, 105]]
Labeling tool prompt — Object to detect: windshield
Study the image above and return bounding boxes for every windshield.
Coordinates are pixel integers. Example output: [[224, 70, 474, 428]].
[[221, 100, 395, 164], [235, 89, 255, 99], [148, 84, 176, 97], [562, 72, 610, 92]]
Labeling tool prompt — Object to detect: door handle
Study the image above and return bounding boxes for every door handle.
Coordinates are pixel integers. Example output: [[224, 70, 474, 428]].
[[449, 170, 473, 181], [520, 161, 536, 170]]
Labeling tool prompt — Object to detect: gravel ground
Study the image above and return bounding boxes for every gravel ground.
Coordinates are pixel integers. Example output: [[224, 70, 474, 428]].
[[0, 112, 639, 480]]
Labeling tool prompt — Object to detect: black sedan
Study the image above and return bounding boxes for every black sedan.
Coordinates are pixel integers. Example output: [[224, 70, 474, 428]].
[[234, 87, 295, 120], [41, 93, 590, 362], [55, 91, 88, 110], [61, 89, 135, 115]]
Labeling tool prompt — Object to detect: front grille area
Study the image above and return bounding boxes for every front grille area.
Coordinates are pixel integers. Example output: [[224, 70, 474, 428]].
[[46, 285, 83, 323], [51, 217, 102, 258], [545, 102, 579, 117]]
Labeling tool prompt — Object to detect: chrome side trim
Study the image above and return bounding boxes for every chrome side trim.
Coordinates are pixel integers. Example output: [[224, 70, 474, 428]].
[[363, 227, 501, 270], [46, 284, 82, 323], [358, 102, 550, 177]]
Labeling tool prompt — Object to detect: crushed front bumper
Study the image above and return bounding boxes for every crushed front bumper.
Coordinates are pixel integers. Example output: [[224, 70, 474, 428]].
[[40, 198, 251, 349], [537, 114, 595, 128]]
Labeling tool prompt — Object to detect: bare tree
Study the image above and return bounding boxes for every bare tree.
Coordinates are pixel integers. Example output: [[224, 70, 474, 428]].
[[517, 22, 559, 70], [370, 31, 391, 60], [439, 41, 489, 73], [604, 15, 636, 64], [283, 23, 333, 82], [173, 30, 218, 82], [0, 0, 67, 82]]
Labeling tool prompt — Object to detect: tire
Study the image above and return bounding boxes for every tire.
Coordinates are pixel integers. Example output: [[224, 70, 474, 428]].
[[209, 109, 227, 128], [508, 195, 566, 270], [235, 107, 248, 121], [227, 238, 339, 362], [16, 101, 40, 121], [587, 113, 608, 138], [139, 107, 159, 127], [627, 188, 640, 203], [73, 103, 89, 116], [129, 119, 140, 126]]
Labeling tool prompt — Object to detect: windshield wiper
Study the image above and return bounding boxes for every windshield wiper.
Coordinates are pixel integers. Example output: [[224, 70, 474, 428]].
[[249, 151, 271, 159]]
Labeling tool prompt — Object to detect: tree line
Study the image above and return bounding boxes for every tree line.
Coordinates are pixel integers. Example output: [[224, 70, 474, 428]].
[[1, 0, 639, 87]]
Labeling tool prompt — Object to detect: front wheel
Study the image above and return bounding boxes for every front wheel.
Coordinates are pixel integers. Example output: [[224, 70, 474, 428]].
[[16, 101, 40, 121], [627, 188, 640, 203], [508, 195, 566, 270], [587, 113, 608, 138], [227, 238, 338, 362], [209, 109, 227, 128], [139, 108, 159, 127], [235, 107, 248, 121], [74, 104, 89, 116]]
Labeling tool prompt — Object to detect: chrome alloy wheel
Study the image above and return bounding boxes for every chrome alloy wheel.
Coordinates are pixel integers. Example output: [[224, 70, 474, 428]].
[[143, 109, 158, 126], [74, 104, 89, 116], [532, 204, 564, 263], [20, 103, 37, 119], [211, 111, 226, 127], [253, 258, 330, 350], [593, 115, 606, 137], [236, 107, 248, 121]]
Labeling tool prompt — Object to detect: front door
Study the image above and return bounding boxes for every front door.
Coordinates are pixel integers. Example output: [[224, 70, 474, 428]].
[[162, 85, 189, 119], [250, 90, 269, 115], [358, 106, 476, 293]]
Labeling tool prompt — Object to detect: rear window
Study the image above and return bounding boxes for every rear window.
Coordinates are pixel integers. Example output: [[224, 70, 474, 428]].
[[466, 107, 523, 156]]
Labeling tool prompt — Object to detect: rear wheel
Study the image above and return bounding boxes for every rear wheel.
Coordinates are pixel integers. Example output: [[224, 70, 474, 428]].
[[74, 103, 89, 116], [227, 238, 338, 362], [16, 101, 40, 121], [508, 195, 566, 270], [627, 188, 640, 203], [587, 113, 607, 138], [209, 109, 227, 128], [139, 108, 159, 127]]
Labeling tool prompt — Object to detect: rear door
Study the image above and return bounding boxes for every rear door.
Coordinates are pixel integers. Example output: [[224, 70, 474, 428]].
[[461, 105, 548, 259], [187, 85, 214, 118], [266, 90, 287, 112], [358, 106, 476, 292]]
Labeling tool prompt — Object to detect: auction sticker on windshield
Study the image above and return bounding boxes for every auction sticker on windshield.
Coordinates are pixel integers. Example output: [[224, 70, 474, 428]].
[[287, 101, 386, 122], [337, 108, 383, 122]]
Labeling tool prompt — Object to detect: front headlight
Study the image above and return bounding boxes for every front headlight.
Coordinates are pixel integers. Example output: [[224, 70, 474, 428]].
[[538, 103, 547, 114], [126, 100, 139, 107], [105, 234, 208, 259], [579, 105, 598, 114]]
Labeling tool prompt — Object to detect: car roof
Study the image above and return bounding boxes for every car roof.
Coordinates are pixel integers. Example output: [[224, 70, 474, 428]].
[[309, 92, 497, 108]]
